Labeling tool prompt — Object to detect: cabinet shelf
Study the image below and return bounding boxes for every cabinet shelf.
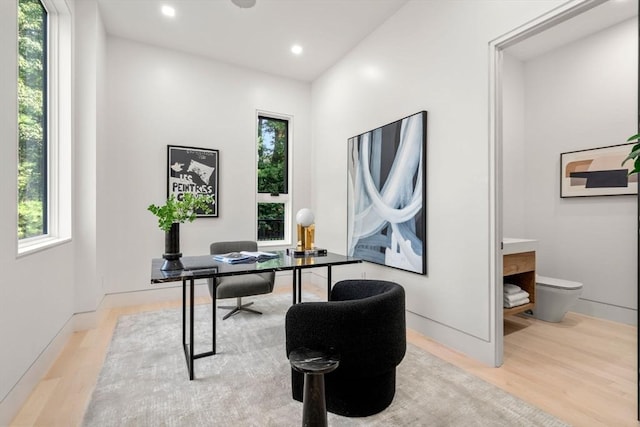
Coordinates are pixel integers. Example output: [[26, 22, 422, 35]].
[[503, 302, 534, 317], [503, 251, 535, 318]]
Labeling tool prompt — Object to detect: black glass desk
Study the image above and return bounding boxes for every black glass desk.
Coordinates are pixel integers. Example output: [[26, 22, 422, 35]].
[[150, 250, 361, 379]]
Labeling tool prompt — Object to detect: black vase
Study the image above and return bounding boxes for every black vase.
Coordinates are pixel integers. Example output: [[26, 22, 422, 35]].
[[161, 223, 184, 271]]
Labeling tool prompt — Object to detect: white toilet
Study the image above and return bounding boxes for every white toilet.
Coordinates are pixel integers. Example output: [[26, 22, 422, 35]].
[[532, 275, 583, 322]]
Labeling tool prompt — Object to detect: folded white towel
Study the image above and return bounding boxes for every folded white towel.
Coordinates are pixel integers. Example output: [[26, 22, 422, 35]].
[[504, 290, 529, 303], [504, 297, 530, 308], [504, 283, 522, 295]]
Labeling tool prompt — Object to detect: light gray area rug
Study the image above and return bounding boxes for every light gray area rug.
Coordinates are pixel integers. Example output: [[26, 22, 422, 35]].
[[83, 293, 568, 426]]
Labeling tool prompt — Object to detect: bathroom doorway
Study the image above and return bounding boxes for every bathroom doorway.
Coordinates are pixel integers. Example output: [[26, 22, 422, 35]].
[[489, 0, 638, 418]]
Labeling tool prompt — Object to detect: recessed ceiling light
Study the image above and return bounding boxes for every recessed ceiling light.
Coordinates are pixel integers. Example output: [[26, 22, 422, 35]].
[[291, 45, 303, 55], [161, 5, 176, 17], [231, 0, 256, 8], [362, 65, 382, 80]]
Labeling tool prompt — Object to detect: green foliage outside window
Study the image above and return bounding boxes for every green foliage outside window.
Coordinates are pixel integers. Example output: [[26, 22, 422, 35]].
[[258, 116, 287, 194], [18, 0, 47, 239], [257, 117, 288, 240]]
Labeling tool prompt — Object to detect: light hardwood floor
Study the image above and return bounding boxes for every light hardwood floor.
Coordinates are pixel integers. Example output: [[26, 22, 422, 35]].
[[10, 282, 638, 426]]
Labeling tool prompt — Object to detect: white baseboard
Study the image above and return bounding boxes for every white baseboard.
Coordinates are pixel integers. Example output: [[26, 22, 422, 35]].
[[0, 269, 317, 424], [101, 272, 311, 307], [73, 309, 100, 331], [101, 283, 208, 308], [572, 298, 637, 326], [406, 309, 496, 367], [0, 315, 76, 426]]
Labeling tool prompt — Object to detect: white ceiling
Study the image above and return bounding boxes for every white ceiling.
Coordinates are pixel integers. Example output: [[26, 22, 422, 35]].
[[506, 0, 638, 61], [96, 0, 637, 81], [96, 0, 409, 82]]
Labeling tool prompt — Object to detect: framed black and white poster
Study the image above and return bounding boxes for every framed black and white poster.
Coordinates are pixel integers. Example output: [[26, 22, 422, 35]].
[[347, 111, 427, 275], [167, 145, 218, 217]]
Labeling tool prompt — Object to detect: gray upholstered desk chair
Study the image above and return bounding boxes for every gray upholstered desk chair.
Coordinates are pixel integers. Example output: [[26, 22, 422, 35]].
[[207, 240, 276, 320]]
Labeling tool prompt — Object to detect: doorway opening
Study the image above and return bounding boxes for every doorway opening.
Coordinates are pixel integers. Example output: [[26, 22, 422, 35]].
[[489, 0, 638, 418]]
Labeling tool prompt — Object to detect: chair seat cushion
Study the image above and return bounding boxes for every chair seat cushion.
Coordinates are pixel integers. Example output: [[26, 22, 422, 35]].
[[216, 274, 273, 299]]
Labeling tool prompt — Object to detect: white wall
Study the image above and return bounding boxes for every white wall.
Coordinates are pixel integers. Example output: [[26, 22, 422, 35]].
[[5, 0, 631, 420], [312, 0, 563, 365], [517, 18, 637, 324], [502, 54, 527, 237], [0, 0, 76, 410], [74, 0, 107, 313], [103, 38, 312, 295], [2, 1, 312, 418]]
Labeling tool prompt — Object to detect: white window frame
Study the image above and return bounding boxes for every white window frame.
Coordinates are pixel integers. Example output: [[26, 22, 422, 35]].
[[256, 111, 293, 247], [18, 0, 72, 256]]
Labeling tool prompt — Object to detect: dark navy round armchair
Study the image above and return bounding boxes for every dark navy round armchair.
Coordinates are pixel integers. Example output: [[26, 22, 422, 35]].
[[285, 279, 406, 417]]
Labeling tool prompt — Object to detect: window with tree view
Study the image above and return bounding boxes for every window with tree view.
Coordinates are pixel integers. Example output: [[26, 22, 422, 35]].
[[18, 0, 48, 239], [257, 115, 289, 242]]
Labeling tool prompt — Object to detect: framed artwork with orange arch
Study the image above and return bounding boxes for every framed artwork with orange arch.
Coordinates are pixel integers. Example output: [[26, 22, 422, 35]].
[[560, 143, 637, 197]]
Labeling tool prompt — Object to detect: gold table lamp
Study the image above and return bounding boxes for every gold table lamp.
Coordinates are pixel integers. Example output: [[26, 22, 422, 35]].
[[296, 208, 315, 251]]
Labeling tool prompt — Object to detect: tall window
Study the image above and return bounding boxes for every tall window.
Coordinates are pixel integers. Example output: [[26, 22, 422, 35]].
[[18, 0, 47, 239], [17, 0, 71, 254], [257, 115, 290, 243]]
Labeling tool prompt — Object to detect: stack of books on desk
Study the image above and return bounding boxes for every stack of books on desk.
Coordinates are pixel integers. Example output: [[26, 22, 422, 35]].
[[213, 251, 278, 264], [286, 247, 328, 257]]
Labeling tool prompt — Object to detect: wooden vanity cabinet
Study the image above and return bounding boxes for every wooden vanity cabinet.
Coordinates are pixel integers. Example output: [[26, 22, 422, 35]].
[[503, 251, 536, 316]]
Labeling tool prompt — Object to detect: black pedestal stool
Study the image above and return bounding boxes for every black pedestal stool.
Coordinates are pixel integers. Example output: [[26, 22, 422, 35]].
[[289, 347, 339, 427]]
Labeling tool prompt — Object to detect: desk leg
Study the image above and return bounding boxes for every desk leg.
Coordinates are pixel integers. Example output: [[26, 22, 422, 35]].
[[211, 284, 216, 355], [189, 277, 195, 380], [297, 268, 302, 303], [292, 267, 297, 305], [327, 266, 332, 301], [182, 279, 188, 375], [182, 278, 195, 380], [181, 275, 217, 380], [182, 278, 186, 351]]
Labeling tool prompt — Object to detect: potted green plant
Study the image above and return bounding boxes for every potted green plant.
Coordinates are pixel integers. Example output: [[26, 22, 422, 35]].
[[148, 193, 214, 270], [622, 133, 640, 175]]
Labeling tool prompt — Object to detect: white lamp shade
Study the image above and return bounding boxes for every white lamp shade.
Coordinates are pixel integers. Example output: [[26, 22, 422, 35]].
[[296, 208, 315, 227]]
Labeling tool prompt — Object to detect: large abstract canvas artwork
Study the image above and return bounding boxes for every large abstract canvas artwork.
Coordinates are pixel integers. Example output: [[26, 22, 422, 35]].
[[560, 143, 638, 197], [347, 111, 427, 275]]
